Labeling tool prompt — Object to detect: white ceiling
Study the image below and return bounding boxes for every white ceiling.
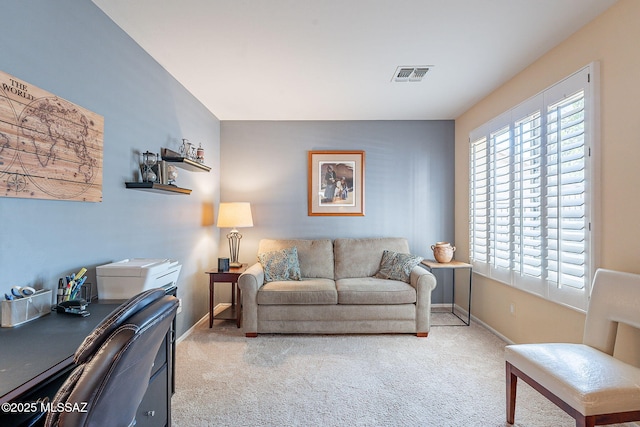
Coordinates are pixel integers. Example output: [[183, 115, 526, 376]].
[[92, 0, 616, 121]]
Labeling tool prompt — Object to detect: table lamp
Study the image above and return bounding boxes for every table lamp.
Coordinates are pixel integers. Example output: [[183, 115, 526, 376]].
[[216, 202, 253, 267]]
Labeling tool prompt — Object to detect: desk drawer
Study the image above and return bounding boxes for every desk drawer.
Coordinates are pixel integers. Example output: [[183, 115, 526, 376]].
[[135, 365, 168, 427]]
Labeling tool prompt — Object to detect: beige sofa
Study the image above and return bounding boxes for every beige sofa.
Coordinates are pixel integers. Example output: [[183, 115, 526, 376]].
[[238, 237, 437, 337]]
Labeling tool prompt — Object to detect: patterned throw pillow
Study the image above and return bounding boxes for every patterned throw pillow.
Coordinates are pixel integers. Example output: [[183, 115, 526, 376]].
[[375, 250, 424, 283], [258, 247, 302, 283]]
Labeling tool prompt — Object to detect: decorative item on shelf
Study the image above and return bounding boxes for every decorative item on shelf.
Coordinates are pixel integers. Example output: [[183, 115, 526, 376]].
[[180, 138, 192, 160], [431, 242, 456, 263], [179, 138, 198, 161], [197, 143, 205, 164], [141, 151, 158, 182], [167, 164, 178, 184], [216, 202, 254, 268]]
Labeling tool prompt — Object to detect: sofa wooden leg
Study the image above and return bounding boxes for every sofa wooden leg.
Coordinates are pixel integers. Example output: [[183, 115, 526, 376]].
[[577, 416, 595, 427], [416, 332, 428, 338], [245, 332, 257, 338]]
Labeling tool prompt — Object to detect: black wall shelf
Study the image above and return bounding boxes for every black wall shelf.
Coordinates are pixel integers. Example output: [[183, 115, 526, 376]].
[[161, 147, 211, 172], [162, 156, 211, 172], [125, 182, 192, 195]]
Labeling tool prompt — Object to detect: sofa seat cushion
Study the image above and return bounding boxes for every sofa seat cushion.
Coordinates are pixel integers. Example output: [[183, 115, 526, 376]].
[[336, 277, 416, 305], [257, 278, 337, 305]]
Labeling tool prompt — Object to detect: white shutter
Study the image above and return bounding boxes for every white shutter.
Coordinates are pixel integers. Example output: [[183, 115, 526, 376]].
[[513, 111, 543, 279], [545, 90, 587, 290], [469, 135, 489, 274], [489, 125, 512, 282]]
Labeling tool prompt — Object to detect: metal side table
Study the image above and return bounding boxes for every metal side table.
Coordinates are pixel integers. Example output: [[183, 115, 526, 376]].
[[421, 259, 473, 326]]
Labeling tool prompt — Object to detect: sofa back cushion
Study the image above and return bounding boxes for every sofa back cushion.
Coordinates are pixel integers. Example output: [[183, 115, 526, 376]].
[[258, 239, 334, 279], [334, 237, 410, 280]]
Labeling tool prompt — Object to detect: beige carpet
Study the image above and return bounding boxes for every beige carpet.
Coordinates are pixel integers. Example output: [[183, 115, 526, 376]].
[[172, 314, 632, 427]]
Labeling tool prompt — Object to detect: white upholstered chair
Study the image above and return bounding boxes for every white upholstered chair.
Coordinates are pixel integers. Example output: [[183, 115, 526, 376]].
[[505, 268, 640, 427]]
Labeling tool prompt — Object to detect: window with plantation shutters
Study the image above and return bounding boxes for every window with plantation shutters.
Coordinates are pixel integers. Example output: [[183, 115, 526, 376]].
[[468, 64, 599, 311]]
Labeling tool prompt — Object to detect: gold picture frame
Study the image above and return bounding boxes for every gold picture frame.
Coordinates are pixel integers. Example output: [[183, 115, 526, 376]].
[[308, 150, 365, 216]]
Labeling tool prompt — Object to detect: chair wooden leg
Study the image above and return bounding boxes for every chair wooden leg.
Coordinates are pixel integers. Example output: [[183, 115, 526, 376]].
[[417, 332, 428, 338], [506, 362, 517, 424]]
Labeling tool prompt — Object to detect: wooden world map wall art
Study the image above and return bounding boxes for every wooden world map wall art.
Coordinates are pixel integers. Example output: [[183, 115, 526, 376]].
[[0, 70, 103, 202]]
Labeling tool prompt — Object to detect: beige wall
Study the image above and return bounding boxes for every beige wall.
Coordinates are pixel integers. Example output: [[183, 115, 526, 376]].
[[455, 0, 640, 356]]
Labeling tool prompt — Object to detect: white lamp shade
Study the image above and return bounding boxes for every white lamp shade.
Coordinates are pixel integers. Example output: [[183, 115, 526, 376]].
[[216, 202, 253, 228]]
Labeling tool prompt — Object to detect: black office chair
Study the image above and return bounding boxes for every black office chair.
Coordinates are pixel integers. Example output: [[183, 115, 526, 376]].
[[42, 288, 178, 427]]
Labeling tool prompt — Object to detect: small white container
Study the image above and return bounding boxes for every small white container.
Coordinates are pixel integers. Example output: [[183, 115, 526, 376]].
[[1, 289, 52, 327]]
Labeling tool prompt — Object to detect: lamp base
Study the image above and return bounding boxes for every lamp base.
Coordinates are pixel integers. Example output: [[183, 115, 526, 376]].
[[226, 229, 243, 269]]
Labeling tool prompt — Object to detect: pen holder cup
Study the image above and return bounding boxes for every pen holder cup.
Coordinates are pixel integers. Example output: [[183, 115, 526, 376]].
[[1, 290, 52, 327], [57, 282, 94, 305]]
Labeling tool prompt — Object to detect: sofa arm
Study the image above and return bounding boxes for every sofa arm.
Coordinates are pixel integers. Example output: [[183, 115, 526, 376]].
[[238, 263, 265, 337], [410, 267, 437, 336]]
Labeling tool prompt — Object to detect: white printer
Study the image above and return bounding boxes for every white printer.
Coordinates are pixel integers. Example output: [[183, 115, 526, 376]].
[[96, 258, 182, 299]]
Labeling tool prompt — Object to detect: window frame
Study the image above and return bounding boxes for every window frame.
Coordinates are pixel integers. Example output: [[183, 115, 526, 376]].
[[469, 63, 600, 312]]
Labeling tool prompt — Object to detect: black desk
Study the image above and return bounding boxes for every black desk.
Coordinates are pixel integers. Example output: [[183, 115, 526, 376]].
[[1, 297, 175, 427], [0, 303, 119, 404]]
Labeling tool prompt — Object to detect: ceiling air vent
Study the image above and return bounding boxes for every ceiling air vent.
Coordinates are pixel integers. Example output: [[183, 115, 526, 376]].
[[392, 66, 431, 82]]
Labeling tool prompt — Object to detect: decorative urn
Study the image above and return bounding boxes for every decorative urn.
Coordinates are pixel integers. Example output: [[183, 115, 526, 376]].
[[431, 242, 456, 263]]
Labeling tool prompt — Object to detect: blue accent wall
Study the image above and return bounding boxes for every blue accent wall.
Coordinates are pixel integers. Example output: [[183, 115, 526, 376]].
[[220, 120, 455, 303], [0, 0, 221, 336]]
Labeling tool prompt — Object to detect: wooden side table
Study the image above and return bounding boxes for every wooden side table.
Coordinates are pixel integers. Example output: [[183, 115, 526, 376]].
[[205, 264, 247, 328], [421, 259, 473, 326]]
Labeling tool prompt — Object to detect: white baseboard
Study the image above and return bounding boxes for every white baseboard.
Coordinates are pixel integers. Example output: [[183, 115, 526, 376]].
[[176, 303, 229, 344], [176, 314, 207, 344], [432, 302, 515, 344], [470, 313, 515, 345]]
